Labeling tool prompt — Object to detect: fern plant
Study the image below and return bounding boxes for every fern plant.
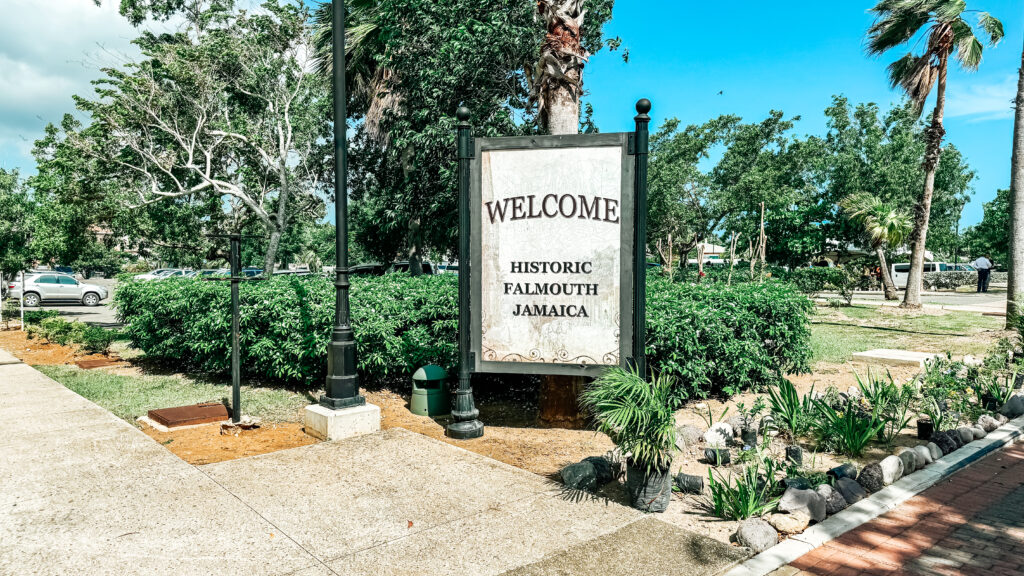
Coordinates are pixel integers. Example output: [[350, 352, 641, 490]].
[[581, 366, 679, 474]]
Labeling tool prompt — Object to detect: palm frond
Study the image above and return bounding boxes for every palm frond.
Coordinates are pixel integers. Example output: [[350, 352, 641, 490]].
[[978, 12, 1004, 46], [866, 8, 931, 56], [956, 34, 984, 70], [887, 52, 937, 113], [933, 0, 967, 22]]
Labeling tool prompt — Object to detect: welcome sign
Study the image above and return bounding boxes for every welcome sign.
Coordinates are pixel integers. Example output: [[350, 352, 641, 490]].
[[471, 133, 636, 376]]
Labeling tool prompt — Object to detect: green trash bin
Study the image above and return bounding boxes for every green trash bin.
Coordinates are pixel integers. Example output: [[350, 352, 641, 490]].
[[410, 364, 451, 417]]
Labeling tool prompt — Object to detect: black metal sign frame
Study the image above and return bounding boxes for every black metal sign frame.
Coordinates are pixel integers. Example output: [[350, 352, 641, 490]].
[[468, 132, 640, 377]]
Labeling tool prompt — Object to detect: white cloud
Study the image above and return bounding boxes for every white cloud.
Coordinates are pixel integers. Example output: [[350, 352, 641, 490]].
[[945, 74, 1017, 121]]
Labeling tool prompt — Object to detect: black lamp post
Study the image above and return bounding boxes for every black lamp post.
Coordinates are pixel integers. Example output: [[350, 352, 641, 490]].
[[321, 0, 364, 410]]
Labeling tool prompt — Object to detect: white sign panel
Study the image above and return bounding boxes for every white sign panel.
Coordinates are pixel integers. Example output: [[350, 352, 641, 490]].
[[471, 134, 634, 376]]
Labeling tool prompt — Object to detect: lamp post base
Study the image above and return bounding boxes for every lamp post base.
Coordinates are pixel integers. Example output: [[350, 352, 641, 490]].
[[446, 419, 484, 440], [304, 402, 380, 441], [319, 394, 366, 410]]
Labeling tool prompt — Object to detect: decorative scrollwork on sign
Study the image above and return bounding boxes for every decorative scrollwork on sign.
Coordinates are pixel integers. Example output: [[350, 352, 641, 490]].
[[603, 351, 619, 364]]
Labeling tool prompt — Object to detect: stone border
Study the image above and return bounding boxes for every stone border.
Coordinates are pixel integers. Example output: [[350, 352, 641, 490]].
[[721, 415, 1024, 576]]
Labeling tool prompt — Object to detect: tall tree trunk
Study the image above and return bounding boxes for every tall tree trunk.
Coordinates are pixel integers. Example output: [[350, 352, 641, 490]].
[[407, 217, 423, 276], [262, 162, 291, 273], [876, 247, 898, 300], [1007, 40, 1024, 329], [536, 0, 587, 136], [536, 0, 587, 428], [901, 57, 948, 310]]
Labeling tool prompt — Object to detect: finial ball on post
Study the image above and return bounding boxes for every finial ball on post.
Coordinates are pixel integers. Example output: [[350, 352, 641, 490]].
[[635, 99, 652, 115], [456, 106, 471, 122]]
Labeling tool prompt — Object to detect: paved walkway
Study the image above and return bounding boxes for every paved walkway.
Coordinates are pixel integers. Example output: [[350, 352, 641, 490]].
[[0, 350, 745, 576], [772, 441, 1024, 576], [816, 290, 1007, 314]]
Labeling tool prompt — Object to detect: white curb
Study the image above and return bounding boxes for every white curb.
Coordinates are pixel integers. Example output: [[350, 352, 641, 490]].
[[722, 415, 1024, 576]]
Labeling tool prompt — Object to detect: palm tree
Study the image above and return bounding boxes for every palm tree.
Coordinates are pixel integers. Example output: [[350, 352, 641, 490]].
[[842, 193, 913, 300], [866, 0, 1003, 309], [311, 0, 397, 143], [1006, 38, 1024, 329], [534, 0, 589, 135]]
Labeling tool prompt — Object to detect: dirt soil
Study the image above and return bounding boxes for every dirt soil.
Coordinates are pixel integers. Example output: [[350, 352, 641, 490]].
[[0, 328, 122, 367], [138, 421, 318, 465]]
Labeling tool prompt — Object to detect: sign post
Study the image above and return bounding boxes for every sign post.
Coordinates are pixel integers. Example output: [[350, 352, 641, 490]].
[[446, 107, 484, 440], [631, 99, 651, 376]]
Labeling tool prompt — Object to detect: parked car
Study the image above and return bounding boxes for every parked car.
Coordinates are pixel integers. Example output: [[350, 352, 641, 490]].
[[134, 268, 179, 281], [241, 268, 263, 278], [389, 261, 435, 275], [7, 273, 109, 307], [890, 262, 969, 289], [349, 263, 387, 276]]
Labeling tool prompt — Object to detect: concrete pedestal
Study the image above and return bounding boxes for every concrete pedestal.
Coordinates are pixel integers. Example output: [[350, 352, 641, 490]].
[[303, 403, 381, 441]]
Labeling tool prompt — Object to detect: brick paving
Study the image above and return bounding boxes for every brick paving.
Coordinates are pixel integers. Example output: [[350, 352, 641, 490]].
[[770, 441, 1024, 576]]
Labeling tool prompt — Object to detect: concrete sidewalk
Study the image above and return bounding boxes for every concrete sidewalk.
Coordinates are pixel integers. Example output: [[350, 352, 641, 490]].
[[0, 356, 745, 576]]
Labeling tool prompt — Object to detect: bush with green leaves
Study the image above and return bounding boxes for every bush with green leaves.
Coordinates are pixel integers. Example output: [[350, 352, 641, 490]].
[[580, 366, 678, 473], [854, 369, 916, 448], [811, 398, 885, 457], [116, 273, 814, 396], [646, 275, 813, 401], [114, 274, 458, 385], [780, 267, 857, 301], [923, 271, 1008, 291], [27, 317, 116, 354]]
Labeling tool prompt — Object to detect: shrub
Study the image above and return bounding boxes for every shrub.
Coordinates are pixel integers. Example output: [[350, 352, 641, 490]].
[[811, 398, 885, 457], [854, 369, 916, 448], [28, 317, 116, 354], [646, 276, 813, 401], [766, 379, 815, 438], [703, 459, 782, 520], [581, 366, 678, 473], [924, 271, 1008, 290], [115, 272, 814, 396], [114, 274, 458, 385]]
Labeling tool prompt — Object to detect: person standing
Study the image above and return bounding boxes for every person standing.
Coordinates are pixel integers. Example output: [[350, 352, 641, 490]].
[[974, 254, 994, 293]]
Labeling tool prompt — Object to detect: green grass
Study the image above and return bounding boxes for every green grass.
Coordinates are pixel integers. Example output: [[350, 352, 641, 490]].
[[810, 305, 1008, 364], [36, 365, 315, 423]]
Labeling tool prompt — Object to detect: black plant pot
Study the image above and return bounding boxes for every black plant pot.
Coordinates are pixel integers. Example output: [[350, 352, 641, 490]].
[[741, 428, 758, 448], [674, 472, 704, 495], [980, 394, 1001, 412], [827, 462, 858, 481], [625, 461, 673, 513], [785, 445, 803, 467], [917, 419, 934, 440], [704, 447, 731, 467]]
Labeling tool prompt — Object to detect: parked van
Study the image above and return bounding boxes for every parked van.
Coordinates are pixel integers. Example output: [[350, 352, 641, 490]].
[[890, 263, 973, 289]]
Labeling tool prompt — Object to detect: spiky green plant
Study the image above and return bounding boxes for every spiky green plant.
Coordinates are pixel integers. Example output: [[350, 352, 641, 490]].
[[581, 366, 679, 473], [766, 378, 815, 438], [812, 398, 886, 457], [703, 460, 781, 521]]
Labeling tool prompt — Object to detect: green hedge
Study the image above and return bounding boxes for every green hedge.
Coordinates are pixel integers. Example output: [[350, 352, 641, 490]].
[[646, 276, 813, 401], [924, 271, 1009, 290], [114, 273, 812, 397]]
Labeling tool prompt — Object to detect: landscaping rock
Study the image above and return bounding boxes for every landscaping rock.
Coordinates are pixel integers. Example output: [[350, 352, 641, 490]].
[[895, 448, 917, 474], [725, 415, 745, 437], [783, 477, 812, 490], [778, 487, 826, 522], [758, 415, 776, 433], [977, 414, 1000, 433], [997, 413, 1009, 425], [674, 425, 703, 451], [956, 427, 975, 445], [846, 385, 862, 401], [704, 423, 733, 448], [927, 442, 943, 460], [582, 456, 615, 486], [836, 477, 868, 504], [913, 445, 933, 466], [879, 455, 904, 485], [971, 426, 987, 440], [828, 463, 858, 481], [999, 395, 1024, 418], [816, 484, 848, 515], [560, 461, 598, 491], [931, 432, 957, 455], [857, 463, 884, 493], [947, 429, 965, 449], [735, 518, 778, 553], [767, 511, 810, 535]]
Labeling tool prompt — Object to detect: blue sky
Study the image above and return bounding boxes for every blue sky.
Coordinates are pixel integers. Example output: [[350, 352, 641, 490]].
[[2, 1, 1020, 226], [585, 0, 1023, 226]]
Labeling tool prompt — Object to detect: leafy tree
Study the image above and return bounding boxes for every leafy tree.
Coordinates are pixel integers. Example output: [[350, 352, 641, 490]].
[[841, 192, 913, 300], [79, 0, 331, 273], [964, 188, 1009, 266], [866, 0, 1003, 308], [0, 169, 33, 278]]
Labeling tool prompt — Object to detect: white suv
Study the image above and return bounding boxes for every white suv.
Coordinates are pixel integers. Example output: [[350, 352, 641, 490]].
[[6, 273, 110, 307]]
